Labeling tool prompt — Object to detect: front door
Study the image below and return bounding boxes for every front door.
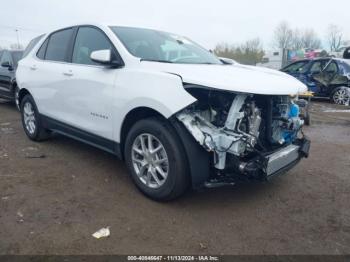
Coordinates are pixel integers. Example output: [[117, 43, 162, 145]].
[[58, 26, 120, 141], [0, 51, 14, 98]]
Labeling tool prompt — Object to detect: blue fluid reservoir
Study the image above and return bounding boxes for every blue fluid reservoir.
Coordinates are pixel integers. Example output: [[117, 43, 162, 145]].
[[289, 103, 299, 118]]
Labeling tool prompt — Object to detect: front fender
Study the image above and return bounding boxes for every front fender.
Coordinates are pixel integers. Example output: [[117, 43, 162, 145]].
[[113, 69, 196, 142]]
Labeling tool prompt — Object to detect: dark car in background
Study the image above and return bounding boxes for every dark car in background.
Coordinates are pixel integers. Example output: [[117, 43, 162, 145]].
[[0, 49, 24, 109], [0, 35, 43, 110], [281, 58, 350, 105]]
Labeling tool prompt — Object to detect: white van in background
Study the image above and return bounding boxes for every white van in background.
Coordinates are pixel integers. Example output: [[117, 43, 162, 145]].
[[256, 50, 284, 70]]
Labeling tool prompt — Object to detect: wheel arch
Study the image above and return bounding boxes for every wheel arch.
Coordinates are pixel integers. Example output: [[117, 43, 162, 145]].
[[119, 107, 167, 159], [18, 88, 31, 107], [119, 106, 211, 189]]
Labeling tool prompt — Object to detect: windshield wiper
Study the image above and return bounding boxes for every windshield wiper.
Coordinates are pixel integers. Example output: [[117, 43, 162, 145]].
[[140, 59, 173, 63]]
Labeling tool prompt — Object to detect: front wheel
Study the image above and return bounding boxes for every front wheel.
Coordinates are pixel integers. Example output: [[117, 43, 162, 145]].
[[124, 118, 190, 201]]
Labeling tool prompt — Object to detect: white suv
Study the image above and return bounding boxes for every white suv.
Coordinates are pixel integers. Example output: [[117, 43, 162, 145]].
[[17, 23, 310, 200]]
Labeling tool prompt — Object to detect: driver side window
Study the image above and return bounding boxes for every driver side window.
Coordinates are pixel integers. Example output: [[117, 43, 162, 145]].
[[72, 27, 114, 66]]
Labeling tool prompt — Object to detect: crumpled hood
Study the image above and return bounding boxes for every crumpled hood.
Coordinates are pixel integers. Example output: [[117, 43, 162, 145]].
[[141, 62, 307, 95]]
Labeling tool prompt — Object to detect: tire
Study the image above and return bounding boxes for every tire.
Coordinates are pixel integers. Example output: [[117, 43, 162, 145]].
[[124, 117, 190, 201], [20, 94, 51, 141], [331, 87, 350, 105], [304, 112, 311, 126], [14, 86, 20, 111]]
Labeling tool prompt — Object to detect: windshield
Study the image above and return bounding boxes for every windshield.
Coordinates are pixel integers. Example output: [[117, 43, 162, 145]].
[[110, 26, 222, 64]]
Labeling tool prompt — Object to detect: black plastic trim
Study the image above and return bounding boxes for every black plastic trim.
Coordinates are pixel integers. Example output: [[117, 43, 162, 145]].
[[170, 117, 211, 189], [40, 114, 122, 158]]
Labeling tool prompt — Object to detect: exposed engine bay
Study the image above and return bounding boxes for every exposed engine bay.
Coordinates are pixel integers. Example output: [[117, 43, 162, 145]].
[[177, 87, 310, 183]]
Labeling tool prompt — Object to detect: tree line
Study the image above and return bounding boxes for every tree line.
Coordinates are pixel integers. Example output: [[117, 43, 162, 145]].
[[215, 21, 348, 65]]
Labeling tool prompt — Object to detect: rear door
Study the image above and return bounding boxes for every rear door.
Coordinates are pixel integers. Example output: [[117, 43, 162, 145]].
[[0, 51, 14, 98], [28, 28, 75, 119]]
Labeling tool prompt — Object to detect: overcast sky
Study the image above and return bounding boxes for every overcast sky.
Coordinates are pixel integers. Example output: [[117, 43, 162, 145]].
[[1, 0, 349, 50]]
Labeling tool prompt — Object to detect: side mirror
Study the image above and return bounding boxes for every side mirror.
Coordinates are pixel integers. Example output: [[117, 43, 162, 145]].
[[90, 49, 123, 67], [90, 49, 112, 64], [219, 57, 234, 65], [1, 61, 13, 70]]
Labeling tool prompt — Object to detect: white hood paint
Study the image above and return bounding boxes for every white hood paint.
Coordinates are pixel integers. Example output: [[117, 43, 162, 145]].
[[140, 62, 307, 95]]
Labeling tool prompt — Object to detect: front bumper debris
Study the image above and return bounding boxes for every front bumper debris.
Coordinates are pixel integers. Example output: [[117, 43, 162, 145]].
[[238, 138, 311, 180], [204, 138, 311, 188]]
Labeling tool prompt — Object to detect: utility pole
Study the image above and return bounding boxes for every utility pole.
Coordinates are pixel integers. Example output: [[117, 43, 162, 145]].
[[15, 28, 20, 49]]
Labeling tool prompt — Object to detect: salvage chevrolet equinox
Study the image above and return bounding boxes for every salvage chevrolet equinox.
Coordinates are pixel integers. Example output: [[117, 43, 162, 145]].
[[16, 23, 311, 200]]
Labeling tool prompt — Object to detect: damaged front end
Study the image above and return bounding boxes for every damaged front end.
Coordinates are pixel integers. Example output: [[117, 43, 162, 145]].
[[175, 85, 310, 188]]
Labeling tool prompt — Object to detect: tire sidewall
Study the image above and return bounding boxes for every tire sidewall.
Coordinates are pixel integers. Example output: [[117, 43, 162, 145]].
[[20, 95, 40, 140], [124, 119, 188, 200]]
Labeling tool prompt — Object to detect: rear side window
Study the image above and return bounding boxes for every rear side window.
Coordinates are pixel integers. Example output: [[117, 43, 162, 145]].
[[72, 27, 114, 65], [45, 28, 73, 62]]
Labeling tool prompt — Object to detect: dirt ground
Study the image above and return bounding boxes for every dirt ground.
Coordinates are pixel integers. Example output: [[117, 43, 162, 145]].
[[0, 99, 349, 255]]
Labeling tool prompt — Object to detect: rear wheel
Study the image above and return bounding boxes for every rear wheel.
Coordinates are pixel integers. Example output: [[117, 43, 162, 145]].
[[124, 118, 189, 201], [332, 87, 350, 105], [20, 94, 51, 141]]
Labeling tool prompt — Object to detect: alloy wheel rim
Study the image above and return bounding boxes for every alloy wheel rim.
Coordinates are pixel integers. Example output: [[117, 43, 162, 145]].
[[131, 133, 169, 189], [23, 102, 36, 135], [333, 89, 350, 105]]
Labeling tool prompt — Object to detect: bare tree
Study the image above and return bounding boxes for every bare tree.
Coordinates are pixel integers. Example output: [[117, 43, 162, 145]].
[[326, 24, 343, 51], [290, 29, 303, 50], [289, 28, 321, 50], [273, 21, 293, 49], [301, 29, 321, 49], [215, 38, 264, 65]]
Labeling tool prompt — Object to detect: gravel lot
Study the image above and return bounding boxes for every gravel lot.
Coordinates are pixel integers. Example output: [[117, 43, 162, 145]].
[[0, 99, 349, 255]]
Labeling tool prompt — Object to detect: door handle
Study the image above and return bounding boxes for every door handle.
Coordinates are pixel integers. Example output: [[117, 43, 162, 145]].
[[30, 65, 37, 71], [63, 70, 73, 77]]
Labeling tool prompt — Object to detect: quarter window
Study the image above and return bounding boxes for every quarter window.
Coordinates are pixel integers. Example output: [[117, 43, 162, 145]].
[[72, 27, 113, 65], [37, 38, 49, 60], [24, 34, 44, 58], [45, 28, 73, 62]]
